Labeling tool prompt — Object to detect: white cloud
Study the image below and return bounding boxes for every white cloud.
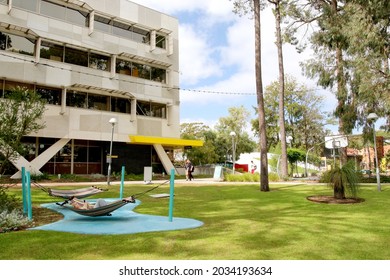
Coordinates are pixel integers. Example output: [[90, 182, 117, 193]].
[[130, 0, 234, 18], [130, 0, 338, 133], [179, 24, 222, 86]]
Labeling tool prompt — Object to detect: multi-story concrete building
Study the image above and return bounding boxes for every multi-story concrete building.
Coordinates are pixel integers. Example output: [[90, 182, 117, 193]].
[[0, 0, 202, 178]]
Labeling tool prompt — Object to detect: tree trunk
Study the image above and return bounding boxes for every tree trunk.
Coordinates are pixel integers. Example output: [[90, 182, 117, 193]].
[[333, 185, 345, 199], [274, 0, 288, 178], [254, 0, 269, 191]]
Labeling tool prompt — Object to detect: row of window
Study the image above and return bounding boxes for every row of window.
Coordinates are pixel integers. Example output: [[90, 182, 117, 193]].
[[0, 31, 167, 83], [0, 80, 167, 118], [1, 0, 166, 48]]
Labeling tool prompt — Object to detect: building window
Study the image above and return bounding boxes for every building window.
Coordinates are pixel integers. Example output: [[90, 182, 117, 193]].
[[12, 0, 38, 12], [94, 14, 150, 45], [133, 63, 151, 80], [41, 0, 89, 26], [94, 15, 112, 33], [137, 100, 166, 118], [0, 32, 35, 56], [151, 102, 166, 118], [0, 79, 3, 96], [113, 21, 132, 40], [89, 52, 110, 71], [36, 86, 61, 105], [133, 26, 150, 44], [116, 59, 132, 75], [151, 67, 166, 83], [64, 46, 88, 67], [4, 81, 34, 97], [66, 90, 87, 108], [156, 34, 166, 49], [87, 93, 108, 111], [40, 41, 64, 61], [111, 97, 131, 114], [65, 6, 89, 26], [116, 59, 166, 83], [40, 0, 66, 21]]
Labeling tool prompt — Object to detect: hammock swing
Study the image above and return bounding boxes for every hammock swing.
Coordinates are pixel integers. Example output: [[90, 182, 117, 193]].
[[56, 180, 170, 217], [33, 181, 107, 199], [57, 196, 136, 217]]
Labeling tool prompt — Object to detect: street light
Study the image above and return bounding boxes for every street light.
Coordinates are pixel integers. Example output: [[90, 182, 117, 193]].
[[367, 112, 381, 192], [230, 131, 236, 174], [107, 117, 117, 185], [286, 136, 293, 147]]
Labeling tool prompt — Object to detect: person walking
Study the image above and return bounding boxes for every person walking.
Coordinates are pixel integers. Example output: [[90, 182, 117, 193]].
[[250, 160, 257, 174], [185, 159, 194, 181]]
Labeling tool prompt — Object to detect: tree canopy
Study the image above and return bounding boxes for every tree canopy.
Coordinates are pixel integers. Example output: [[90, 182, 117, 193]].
[[0, 87, 46, 174]]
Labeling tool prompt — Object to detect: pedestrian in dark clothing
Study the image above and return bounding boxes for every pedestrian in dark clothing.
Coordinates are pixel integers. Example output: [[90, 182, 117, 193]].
[[185, 159, 194, 181]]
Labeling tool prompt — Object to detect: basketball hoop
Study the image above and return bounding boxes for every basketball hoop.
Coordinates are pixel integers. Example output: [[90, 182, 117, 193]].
[[325, 135, 348, 149]]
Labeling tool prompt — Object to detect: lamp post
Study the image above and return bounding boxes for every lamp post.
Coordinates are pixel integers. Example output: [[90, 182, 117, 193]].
[[107, 117, 117, 185], [367, 112, 381, 192], [230, 131, 236, 174], [286, 136, 292, 176], [305, 146, 315, 178]]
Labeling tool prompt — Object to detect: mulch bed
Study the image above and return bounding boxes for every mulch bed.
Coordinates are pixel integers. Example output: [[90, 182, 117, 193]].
[[307, 195, 365, 204]]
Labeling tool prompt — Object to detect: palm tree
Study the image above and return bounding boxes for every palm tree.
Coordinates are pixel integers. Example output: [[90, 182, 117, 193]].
[[323, 161, 360, 199]]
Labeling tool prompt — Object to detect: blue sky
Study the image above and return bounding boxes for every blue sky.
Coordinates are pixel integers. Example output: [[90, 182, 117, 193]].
[[130, 0, 340, 137]]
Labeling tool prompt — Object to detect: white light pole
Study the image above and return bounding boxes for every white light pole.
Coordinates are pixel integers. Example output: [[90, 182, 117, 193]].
[[305, 146, 315, 178], [107, 117, 117, 185], [367, 113, 381, 192], [230, 131, 236, 174], [286, 136, 292, 176]]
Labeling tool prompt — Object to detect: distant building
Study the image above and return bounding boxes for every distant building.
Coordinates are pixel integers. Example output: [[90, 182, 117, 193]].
[[0, 0, 202, 178]]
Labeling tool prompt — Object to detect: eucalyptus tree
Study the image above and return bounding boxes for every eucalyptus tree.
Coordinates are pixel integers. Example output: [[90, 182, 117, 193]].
[[342, 0, 390, 130], [232, 0, 269, 191], [252, 75, 328, 153], [287, 0, 389, 147], [214, 106, 257, 163], [180, 122, 219, 166], [267, 0, 291, 179]]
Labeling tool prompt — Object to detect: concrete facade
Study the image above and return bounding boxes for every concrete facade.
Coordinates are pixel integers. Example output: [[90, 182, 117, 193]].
[[0, 0, 195, 177]]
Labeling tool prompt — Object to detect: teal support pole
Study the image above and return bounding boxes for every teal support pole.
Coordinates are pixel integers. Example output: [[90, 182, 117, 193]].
[[120, 166, 125, 199], [21, 167, 27, 214], [168, 168, 175, 222], [26, 171, 32, 220]]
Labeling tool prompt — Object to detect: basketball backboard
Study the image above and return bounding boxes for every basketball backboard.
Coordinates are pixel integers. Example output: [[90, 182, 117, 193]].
[[324, 135, 348, 149]]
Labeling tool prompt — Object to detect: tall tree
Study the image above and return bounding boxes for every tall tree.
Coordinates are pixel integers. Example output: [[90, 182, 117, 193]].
[[343, 1, 390, 130], [214, 106, 257, 162], [252, 75, 328, 153], [288, 0, 389, 137], [180, 122, 219, 165], [268, 0, 289, 178], [233, 0, 270, 191], [299, 0, 352, 164], [0, 87, 46, 174]]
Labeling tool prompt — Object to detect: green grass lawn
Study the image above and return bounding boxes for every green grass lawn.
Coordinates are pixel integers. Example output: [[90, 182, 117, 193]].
[[1, 182, 389, 260]]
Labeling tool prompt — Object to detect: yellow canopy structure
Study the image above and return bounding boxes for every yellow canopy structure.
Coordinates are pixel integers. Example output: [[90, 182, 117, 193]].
[[129, 135, 203, 147]]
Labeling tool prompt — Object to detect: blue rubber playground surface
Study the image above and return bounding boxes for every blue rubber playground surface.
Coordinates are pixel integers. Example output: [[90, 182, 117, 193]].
[[31, 198, 203, 235]]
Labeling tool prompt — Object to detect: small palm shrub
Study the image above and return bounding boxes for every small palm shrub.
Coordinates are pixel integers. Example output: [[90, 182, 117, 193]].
[[321, 161, 360, 199]]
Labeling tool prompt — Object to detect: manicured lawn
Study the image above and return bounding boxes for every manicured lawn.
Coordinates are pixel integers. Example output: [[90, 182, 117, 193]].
[[0, 182, 389, 260]]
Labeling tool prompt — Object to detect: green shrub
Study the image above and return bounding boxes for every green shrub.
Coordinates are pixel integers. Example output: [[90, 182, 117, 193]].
[[0, 186, 21, 212], [224, 172, 280, 182], [0, 209, 32, 233], [0, 186, 30, 233]]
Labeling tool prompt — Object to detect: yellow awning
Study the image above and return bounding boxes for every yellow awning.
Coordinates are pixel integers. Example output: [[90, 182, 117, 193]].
[[129, 135, 203, 147]]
